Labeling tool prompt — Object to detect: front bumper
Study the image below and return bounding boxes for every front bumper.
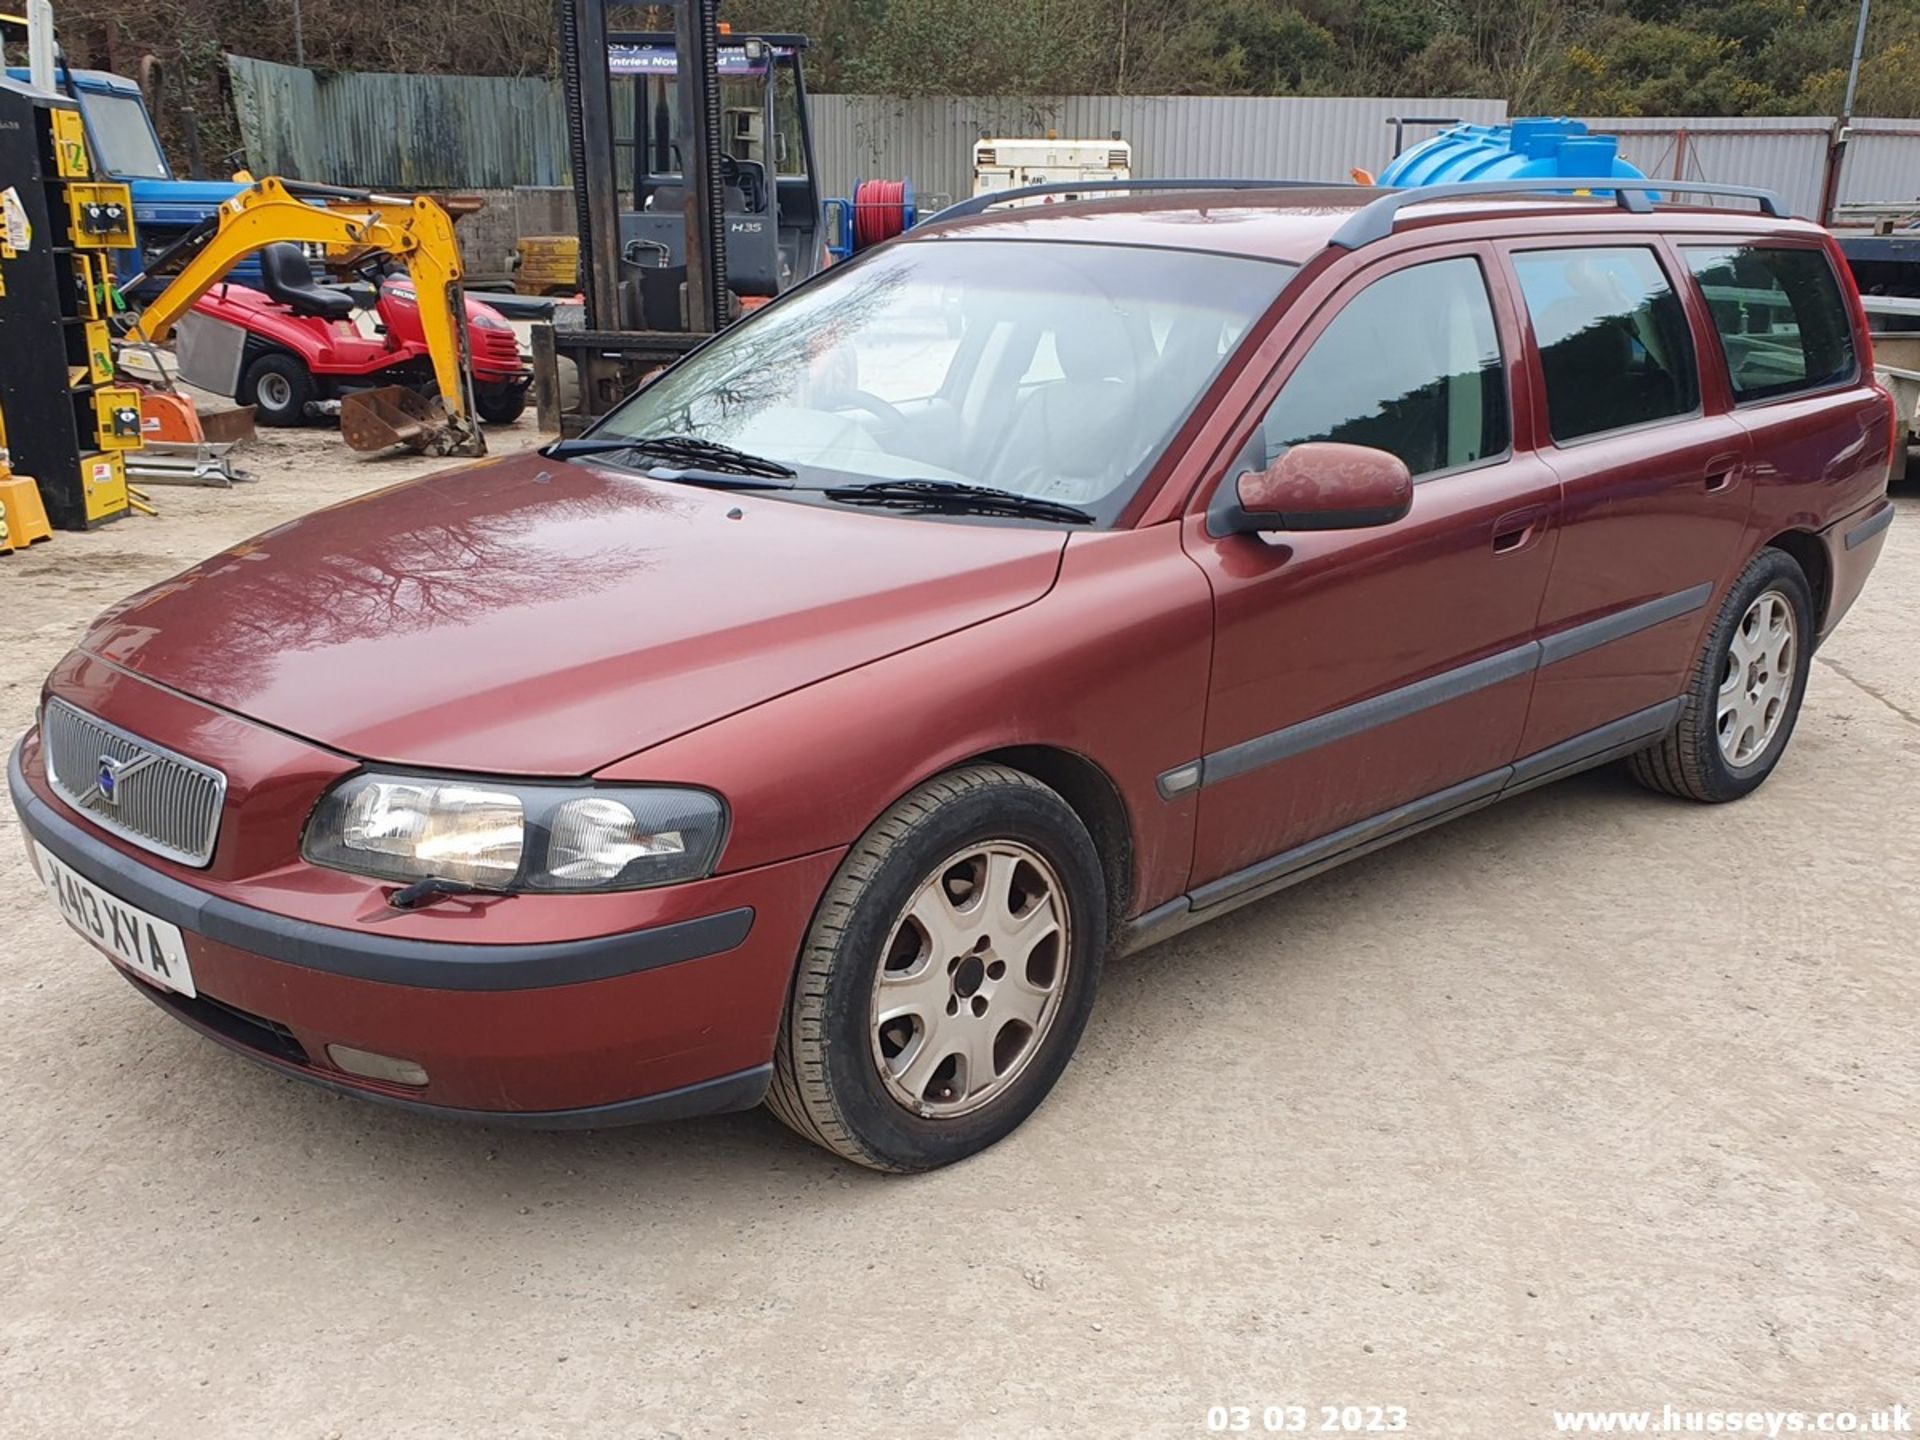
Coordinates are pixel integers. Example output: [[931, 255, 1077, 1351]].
[[12, 736, 840, 1125]]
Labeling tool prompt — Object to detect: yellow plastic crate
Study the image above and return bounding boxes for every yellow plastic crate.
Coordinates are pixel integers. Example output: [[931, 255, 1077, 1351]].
[[516, 235, 580, 295]]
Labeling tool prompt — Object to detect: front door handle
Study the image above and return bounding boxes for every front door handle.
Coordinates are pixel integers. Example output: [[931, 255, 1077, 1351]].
[[1492, 505, 1548, 555]]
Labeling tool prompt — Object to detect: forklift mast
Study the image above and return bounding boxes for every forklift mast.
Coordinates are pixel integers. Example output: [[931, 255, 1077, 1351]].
[[556, 0, 625, 333], [671, 0, 727, 334], [546, 0, 826, 428], [557, 0, 741, 335]]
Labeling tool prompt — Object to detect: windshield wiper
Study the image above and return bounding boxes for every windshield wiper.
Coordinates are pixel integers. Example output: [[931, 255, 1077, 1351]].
[[541, 436, 640, 459], [640, 465, 793, 491], [822, 479, 1095, 525], [543, 433, 796, 480]]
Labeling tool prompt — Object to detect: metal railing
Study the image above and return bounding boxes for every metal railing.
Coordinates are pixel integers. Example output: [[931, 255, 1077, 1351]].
[[920, 175, 1791, 248], [1327, 177, 1786, 248], [925, 178, 1351, 224]]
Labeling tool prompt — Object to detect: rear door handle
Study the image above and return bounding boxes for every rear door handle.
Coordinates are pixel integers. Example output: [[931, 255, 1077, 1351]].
[[1703, 454, 1743, 492], [1492, 505, 1548, 555]]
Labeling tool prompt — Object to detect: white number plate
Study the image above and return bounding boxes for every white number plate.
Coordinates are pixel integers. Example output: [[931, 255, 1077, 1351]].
[[36, 842, 196, 997]]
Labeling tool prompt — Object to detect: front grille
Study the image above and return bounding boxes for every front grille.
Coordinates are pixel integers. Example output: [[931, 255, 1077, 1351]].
[[41, 698, 227, 868], [477, 330, 522, 364], [141, 982, 311, 1068]]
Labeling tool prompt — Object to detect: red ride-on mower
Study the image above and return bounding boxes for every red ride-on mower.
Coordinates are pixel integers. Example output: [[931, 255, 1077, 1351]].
[[191, 244, 531, 428]]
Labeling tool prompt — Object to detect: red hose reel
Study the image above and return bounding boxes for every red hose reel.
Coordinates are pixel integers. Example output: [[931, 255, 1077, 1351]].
[[852, 178, 913, 250]]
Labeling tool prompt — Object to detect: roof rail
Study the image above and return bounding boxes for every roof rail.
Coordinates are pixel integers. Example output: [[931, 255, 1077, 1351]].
[[1328, 177, 1787, 249], [926, 178, 1351, 224]]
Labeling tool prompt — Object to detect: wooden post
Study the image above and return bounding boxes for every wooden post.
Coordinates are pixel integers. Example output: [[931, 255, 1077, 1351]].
[[531, 322, 561, 435]]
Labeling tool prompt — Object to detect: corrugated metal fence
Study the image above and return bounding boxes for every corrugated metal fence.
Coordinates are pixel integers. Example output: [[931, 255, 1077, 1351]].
[[1568, 116, 1833, 218], [809, 94, 1510, 205], [228, 56, 568, 189], [1839, 119, 1920, 209], [225, 55, 1920, 218]]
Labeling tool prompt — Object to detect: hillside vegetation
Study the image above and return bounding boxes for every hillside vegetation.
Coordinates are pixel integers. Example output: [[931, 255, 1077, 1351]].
[[23, 0, 1919, 167]]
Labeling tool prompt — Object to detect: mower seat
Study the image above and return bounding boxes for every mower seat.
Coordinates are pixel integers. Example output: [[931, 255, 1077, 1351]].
[[258, 243, 356, 321]]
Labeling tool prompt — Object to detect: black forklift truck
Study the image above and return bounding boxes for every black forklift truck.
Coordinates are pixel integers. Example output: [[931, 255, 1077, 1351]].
[[538, 0, 835, 430]]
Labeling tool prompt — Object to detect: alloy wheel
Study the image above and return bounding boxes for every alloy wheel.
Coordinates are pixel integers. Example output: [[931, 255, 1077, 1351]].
[[869, 841, 1070, 1118], [1717, 588, 1797, 768]]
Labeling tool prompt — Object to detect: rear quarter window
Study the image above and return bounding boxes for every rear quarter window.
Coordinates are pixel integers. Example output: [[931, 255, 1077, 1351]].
[[1682, 244, 1857, 402]]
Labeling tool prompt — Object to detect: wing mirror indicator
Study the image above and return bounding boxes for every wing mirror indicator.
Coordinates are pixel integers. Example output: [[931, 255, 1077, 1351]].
[[1230, 441, 1413, 533]]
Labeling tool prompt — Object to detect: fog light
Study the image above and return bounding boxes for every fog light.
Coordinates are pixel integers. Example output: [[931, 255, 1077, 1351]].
[[326, 1044, 430, 1087]]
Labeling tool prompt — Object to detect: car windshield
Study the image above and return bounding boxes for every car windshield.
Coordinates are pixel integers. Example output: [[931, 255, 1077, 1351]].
[[591, 238, 1295, 524]]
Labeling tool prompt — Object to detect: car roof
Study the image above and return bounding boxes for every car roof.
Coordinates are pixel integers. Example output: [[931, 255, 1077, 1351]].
[[914, 186, 1830, 264]]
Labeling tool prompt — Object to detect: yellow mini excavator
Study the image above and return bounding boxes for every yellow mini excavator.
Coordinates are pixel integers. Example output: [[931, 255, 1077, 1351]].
[[125, 176, 488, 457]]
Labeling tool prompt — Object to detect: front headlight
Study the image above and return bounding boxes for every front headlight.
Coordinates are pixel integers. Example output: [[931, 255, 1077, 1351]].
[[302, 773, 727, 892], [470, 309, 512, 331]]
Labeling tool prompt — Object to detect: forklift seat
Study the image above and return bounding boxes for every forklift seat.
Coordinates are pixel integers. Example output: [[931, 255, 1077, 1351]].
[[644, 182, 754, 216], [257, 243, 356, 321]]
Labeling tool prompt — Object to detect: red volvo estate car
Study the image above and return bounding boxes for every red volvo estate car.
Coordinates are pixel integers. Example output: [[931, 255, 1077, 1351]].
[[12, 181, 1897, 1170]]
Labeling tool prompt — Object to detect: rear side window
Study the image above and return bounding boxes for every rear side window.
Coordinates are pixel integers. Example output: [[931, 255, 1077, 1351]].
[[1513, 247, 1699, 443], [1682, 245, 1856, 401], [1260, 256, 1508, 479]]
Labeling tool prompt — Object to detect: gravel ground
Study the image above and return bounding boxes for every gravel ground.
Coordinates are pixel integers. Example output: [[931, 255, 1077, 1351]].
[[2, 422, 1915, 1439]]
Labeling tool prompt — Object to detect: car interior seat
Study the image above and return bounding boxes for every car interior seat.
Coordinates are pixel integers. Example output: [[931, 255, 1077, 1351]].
[[996, 308, 1140, 502], [1537, 298, 1658, 438]]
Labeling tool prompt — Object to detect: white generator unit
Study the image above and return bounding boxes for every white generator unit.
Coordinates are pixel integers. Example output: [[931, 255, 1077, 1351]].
[[971, 137, 1132, 201]]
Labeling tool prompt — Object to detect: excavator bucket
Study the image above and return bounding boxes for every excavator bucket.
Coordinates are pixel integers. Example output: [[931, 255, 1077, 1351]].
[[339, 385, 482, 457]]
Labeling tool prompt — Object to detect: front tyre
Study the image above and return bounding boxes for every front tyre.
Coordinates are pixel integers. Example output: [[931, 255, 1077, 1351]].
[[1627, 547, 1815, 802], [767, 765, 1106, 1172], [475, 382, 529, 426], [239, 353, 315, 427]]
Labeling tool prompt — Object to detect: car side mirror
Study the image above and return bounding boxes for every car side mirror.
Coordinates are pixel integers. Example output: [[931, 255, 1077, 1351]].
[[1227, 441, 1413, 534]]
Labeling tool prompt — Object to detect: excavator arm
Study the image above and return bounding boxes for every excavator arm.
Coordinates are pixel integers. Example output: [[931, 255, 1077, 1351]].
[[130, 177, 483, 456]]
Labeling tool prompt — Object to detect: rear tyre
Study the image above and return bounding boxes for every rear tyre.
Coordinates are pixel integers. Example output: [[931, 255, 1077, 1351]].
[[239, 353, 315, 427], [767, 765, 1106, 1172], [1626, 547, 1815, 803]]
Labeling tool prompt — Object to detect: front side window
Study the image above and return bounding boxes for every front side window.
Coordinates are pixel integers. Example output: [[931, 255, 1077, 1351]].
[[1683, 245, 1856, 401], [1512, 246, 1699, 443], [1259, 256, 1509, 479], [594, 239, 1293, 524], [772, 64, 808, 177]]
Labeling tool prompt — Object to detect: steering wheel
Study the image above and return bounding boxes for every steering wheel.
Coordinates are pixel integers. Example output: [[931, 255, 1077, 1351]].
[[719, 153, 765, 212], [836, 389, 909, 432]]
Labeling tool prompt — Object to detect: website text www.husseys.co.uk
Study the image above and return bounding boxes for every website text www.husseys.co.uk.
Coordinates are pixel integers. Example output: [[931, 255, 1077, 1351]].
[[1553, 1406, 1912, 1435]]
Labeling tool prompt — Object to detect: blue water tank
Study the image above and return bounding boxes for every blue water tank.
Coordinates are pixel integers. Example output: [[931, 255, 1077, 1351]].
[[1379, 117, 1652, 191]]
